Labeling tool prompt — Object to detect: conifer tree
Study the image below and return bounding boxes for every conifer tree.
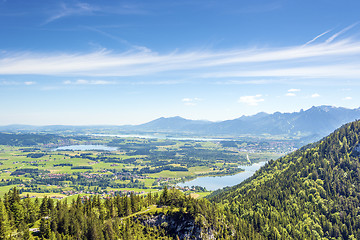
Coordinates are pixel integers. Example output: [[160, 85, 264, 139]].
[[39, 218, 51, 239], [0, 199, 11, 239]]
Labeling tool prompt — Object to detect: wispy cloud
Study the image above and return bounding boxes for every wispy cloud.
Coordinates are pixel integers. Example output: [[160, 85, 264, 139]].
[[84, 26, 151, 52], [0, 80, 18, 85], [304, 29, 332, 46], [1, 33, 360, 83], [45, 3, 99, 24], [182, 97, 202, 106], [214, 79, 271, 85], [204, 64, 360, 79], [285, 88, 300, 97], [24, 81, 36, 85], [63, 79, 115, 85], [343, 96, 352, 100], [238, 94, 264, 106], [0, 80, 36, 86], [326, 23, 359, 43], [311, 93, 320, 98], [44, 2, 147, 24], [133, 80, 185, 85], [288, 88, 300, 92]]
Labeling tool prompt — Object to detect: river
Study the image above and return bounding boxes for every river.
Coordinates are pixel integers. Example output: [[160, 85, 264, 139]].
[[53, 144, 267, 191], [177, 161, 267, 191]]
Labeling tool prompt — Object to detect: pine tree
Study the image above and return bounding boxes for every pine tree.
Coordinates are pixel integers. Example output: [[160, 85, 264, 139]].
[[39, 218, 51, 239], [40, 196, 49, 217], [0, 199, 11, 239], [160, 186, 168, 205]]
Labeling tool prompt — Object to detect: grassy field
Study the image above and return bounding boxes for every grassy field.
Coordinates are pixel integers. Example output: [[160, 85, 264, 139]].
[[0, 136, 286, 198]]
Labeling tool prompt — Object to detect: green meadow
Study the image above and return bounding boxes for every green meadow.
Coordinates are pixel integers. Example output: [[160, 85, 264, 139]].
[[0, 135, 283, 199]]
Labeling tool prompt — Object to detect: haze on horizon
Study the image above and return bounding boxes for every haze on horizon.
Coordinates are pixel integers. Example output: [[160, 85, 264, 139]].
[[1, 0, 360, 126]]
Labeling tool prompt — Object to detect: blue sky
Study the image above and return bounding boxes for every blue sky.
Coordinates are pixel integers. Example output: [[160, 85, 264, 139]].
[[1, 0, 360, 125]]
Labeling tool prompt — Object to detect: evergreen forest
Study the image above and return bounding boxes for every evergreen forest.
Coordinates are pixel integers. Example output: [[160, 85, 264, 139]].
[[2, 120, 360, 239]]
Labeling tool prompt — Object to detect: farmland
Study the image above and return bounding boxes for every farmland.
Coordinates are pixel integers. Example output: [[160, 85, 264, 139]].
[[0, 133, 287, 199]]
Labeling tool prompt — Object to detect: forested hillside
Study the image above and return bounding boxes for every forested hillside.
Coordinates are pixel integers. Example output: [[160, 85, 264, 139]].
[[0, 133, 64, 146], [210, 120, 360, 239], [0, 187, 254, 239], [2, 121, 360, 239]]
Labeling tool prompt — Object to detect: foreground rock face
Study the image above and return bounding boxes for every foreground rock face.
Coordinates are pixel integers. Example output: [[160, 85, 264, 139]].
[[139, 212, 216, 240]]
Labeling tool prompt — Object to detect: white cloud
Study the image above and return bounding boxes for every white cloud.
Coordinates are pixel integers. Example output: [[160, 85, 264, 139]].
[[238, 94, 264, 106], [1, 35, 360, 83], [0, 80, 36, 86], [203, 64, 360, 79], [85, 27, 151, 53], [215, 79, 271, 85], [63, 79, 115, 85], [0, 80, 18, 85], [182, 97, 202, 106], [325, 23, 358, 44], [311, 93, 320, 98], [304, 29, 332, 46], [133, 80, 184, 85], [285, 88, 300, 97], [45, 3, 99, 24], [288, 88, 300, 92], [24, 81, 36, 85], [44, 2, 147, 25], [343, 96, 352, 100]]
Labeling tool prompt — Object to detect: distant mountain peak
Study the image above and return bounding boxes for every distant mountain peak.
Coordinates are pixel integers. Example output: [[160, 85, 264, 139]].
[[308, 105, 345, 112], [154, 116, 186, 121], [238, 112, 270, 121], [2, 106, 360, 144], [313, 105, 333, 111], [171, 116, 186, 120]]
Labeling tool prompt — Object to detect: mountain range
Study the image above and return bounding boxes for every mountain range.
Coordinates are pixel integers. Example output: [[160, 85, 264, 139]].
[[129, 105, 360, 138], [2, 105, 360, 142], [2, 109, 360, 239], [3, 116, 360, 239]]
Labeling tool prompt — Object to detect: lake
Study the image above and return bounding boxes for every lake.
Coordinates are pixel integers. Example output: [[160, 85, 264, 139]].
[[54, 145, 118, 151], [177, 161, 267, 191], [92, 134, 227, 142]]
